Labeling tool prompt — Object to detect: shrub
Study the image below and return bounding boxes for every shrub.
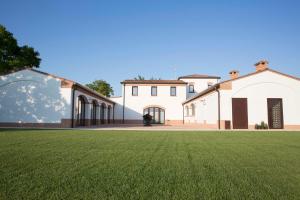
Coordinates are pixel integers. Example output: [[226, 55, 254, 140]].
[[143, 114, 152, 126], [255, 121, 269, 129]]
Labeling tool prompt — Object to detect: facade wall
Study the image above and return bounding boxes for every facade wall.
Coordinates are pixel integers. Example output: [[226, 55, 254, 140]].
[[184, 70, 300, 129], [223, 70, 300, 128], [179, 78, 219, 98], [184, 92, 219, 128], [0, 69, 115, 128], [120, 84, 186, 124], [0, 70, 72, 126], [109, 96, 123, 121], [73, 90, 114, 126]]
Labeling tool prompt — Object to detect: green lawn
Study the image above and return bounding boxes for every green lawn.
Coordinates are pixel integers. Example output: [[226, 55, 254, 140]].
[[0, 130, 300, 200]]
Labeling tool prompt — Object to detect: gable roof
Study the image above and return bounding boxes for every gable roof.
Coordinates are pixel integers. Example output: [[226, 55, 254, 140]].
[[121, 80, 187, 85], [183, 68, 300, 105], [22, 69, 115, 104], [178, 74, 220, 80]]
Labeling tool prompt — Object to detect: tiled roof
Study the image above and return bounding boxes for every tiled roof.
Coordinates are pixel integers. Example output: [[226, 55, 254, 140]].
[[28, 69, 115, 104], [183, 68, 300, 105], [178, 74, 220, 79], [121, 80, 187, 84]]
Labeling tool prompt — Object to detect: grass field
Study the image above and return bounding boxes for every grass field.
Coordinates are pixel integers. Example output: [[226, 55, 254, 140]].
[[0, 129, 300, 200]]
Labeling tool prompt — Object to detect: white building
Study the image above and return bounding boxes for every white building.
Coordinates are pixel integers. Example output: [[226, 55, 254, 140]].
[[183, 61, 300, 130], [0, 69, 114, 128], [1, 60, 300, 130], [111, 75, 220, 125]]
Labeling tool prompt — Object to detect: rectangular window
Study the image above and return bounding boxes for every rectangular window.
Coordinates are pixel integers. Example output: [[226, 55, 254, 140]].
[[208, 82, 213, 88], [151, 86, 157, 96], [132, 86, 138, 96], [170, 86, 176, 96], [189, 85, 194, 93]]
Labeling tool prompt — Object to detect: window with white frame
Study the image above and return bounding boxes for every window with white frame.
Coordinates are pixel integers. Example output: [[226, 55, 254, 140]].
[[132, 86, 138, 96], [188, 85, 195, 93], [191, 104, 195, 116], [185, 106, 189, 116], [170, 86, 176, 96], [151, 86, 157, 96]]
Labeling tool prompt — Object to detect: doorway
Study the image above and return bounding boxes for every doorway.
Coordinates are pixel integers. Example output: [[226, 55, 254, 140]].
[[232, 98, 248, 129], [267, 98, 284, 129]]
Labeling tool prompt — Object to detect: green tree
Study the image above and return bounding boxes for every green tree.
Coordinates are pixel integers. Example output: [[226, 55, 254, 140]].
[[150, 77, 162, 80], [134, 75, 145, 80], [86, 80, 114, 97], [0, 24, 41, 74]]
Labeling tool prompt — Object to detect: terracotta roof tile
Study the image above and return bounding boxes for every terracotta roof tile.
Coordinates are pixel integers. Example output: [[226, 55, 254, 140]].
[[121, 80, 187, 84], [178, 74, 220, 79]]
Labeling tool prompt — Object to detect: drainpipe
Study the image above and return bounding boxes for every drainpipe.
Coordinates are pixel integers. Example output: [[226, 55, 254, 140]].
[[182, 105, 185, 124], [71, 86, 76, 128], [122, 83, 126, 124], [112, 104, 115, 124], [215, 87, 221, 130]]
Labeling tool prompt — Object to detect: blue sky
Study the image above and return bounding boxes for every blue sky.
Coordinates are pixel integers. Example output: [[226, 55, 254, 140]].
[[1, 0, 300, 96]]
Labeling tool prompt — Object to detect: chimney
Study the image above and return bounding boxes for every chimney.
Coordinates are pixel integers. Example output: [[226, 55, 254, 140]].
[[229, 70, 239, 79], [255, 60, 269, 71]]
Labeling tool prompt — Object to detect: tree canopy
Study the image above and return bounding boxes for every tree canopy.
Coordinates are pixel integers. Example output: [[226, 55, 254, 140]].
[[134, 75, 145, 80], [86, 80, 114, 97], [0, 24, 41, 74]]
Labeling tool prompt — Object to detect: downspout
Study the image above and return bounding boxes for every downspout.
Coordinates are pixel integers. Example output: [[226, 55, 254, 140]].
[[182, 105, 185, 124], [216, 86, 221, 130], [122, 83, 126, 124], [112, 104, 115, 124], [71, 86, 76, 128]]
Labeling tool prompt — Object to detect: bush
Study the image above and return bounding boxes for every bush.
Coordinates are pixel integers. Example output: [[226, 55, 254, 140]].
[[255, 121, 269, 129], [143, 114, 152, 126]]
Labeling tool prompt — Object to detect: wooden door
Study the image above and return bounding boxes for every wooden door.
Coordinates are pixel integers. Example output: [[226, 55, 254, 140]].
[[232, 98, 248, 129], [268, 98, 284, 129]]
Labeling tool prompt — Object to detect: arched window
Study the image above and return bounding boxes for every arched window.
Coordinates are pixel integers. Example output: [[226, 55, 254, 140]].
[[143, 106, 165, 124], [100, 103, 106, 124], [185, 106, 189, 117], [191, 104, 196, 116], [77, 95, 86, 126], [107, 106, 112, 124], [91, 100, 98, 125]]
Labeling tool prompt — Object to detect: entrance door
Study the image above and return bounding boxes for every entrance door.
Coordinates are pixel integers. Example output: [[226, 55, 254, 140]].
[[268, 98, 284, 129], [232, 98, 248, 129], [143, 107, 165, 124]]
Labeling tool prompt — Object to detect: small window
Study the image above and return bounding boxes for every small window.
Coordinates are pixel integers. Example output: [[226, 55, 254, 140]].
[[185, 106, 189, 116], [208, 82, 213, 88], [151, 86, 157, 96], [189, 85, 194, 93], [132, 86, 138, 96], [170, 86, 176, 96], [191, 104, 195, 116]]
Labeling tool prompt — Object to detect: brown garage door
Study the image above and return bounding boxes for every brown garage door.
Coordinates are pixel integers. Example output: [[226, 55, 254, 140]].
[[232, 98, 248, 129], [268, 98, 284, 129]]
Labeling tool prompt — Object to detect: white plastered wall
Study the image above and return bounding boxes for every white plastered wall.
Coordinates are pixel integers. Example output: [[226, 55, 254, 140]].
[[179, 78, 219, 98], [184, 92, 218, 125], [121, 84, 186, 122], [73, 90, 114, 121], [0, 69, 72, 123], [184, 70, 300, 128], [221, 70, 300, 126]]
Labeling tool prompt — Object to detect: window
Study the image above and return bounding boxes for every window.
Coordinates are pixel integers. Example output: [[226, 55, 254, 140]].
[[132, 86, 138, 96], [191, 104, 195, 116], [151, 86, 157, 96], [189, 85, 194, 93], [170, 86, 176, 96], [208, 82, 213, 88], [143, 107, 165, 124], [185, 106, 189, 116]]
